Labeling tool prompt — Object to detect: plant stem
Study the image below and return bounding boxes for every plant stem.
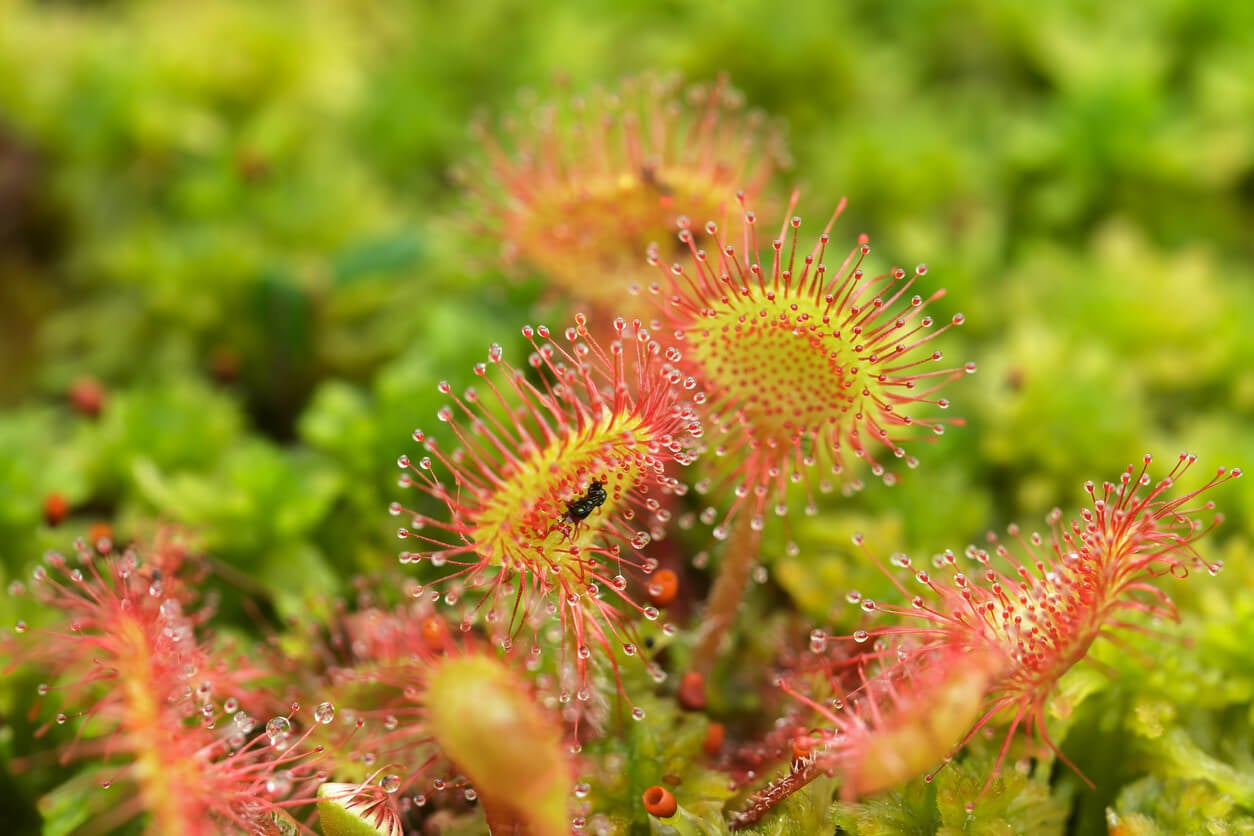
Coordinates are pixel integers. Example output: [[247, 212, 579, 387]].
[[481, 798, 527, 835], [692, 512, 762, 676]]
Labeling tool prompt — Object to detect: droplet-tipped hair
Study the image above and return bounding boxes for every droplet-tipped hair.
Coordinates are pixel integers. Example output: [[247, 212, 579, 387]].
[[736, 642, 1000, 825], [8, 540, 338, 835], [786, 454, 1241, 808], [394, 315, 702, 694], [648, 191, 974, 547], [458, 73, 789, 318]]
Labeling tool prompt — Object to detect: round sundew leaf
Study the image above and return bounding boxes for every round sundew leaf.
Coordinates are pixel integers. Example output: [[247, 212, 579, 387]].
[[317, 783, 400, 836], [845, 653, 998, 800], [460, 73, 788, 318], [425, 654, 570, 836]]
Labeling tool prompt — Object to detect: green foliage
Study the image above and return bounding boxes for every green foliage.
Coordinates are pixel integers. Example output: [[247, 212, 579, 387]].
[[1110, 777, 1254, 835], [832, 756, 1068, 836]]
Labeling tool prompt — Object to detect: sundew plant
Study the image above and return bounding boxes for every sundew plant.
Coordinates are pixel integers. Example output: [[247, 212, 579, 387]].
[[2, 3, 1253, 835]]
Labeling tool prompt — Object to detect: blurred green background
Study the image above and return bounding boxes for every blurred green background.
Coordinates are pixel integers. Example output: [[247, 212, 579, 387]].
[[1, 0, 1251, 833]]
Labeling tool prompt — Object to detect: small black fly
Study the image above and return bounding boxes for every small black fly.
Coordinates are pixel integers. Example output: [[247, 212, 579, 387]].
[[564, 479, 607, 522]]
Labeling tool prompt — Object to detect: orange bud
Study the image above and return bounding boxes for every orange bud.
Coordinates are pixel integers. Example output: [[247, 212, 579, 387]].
[[68, 377, 105, 418], [677, 670, 706, 711], [641, 785, 677, 818], [87, 522, 113, 553], [702, 721, 725, 757], [646, 569, 679, 607], [43, 493, 70, 527], [419, 617, 450, 652]]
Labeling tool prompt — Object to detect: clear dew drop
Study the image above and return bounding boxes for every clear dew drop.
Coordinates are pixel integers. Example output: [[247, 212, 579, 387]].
[[314, 702, 335, 725], [265, 716, 292, 745], [631, 707, 646, 721], [852, 630, 871, 643], [381, 774, 402, 794], [642, 606, 660, 621], [266, 772, 293, 796]]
